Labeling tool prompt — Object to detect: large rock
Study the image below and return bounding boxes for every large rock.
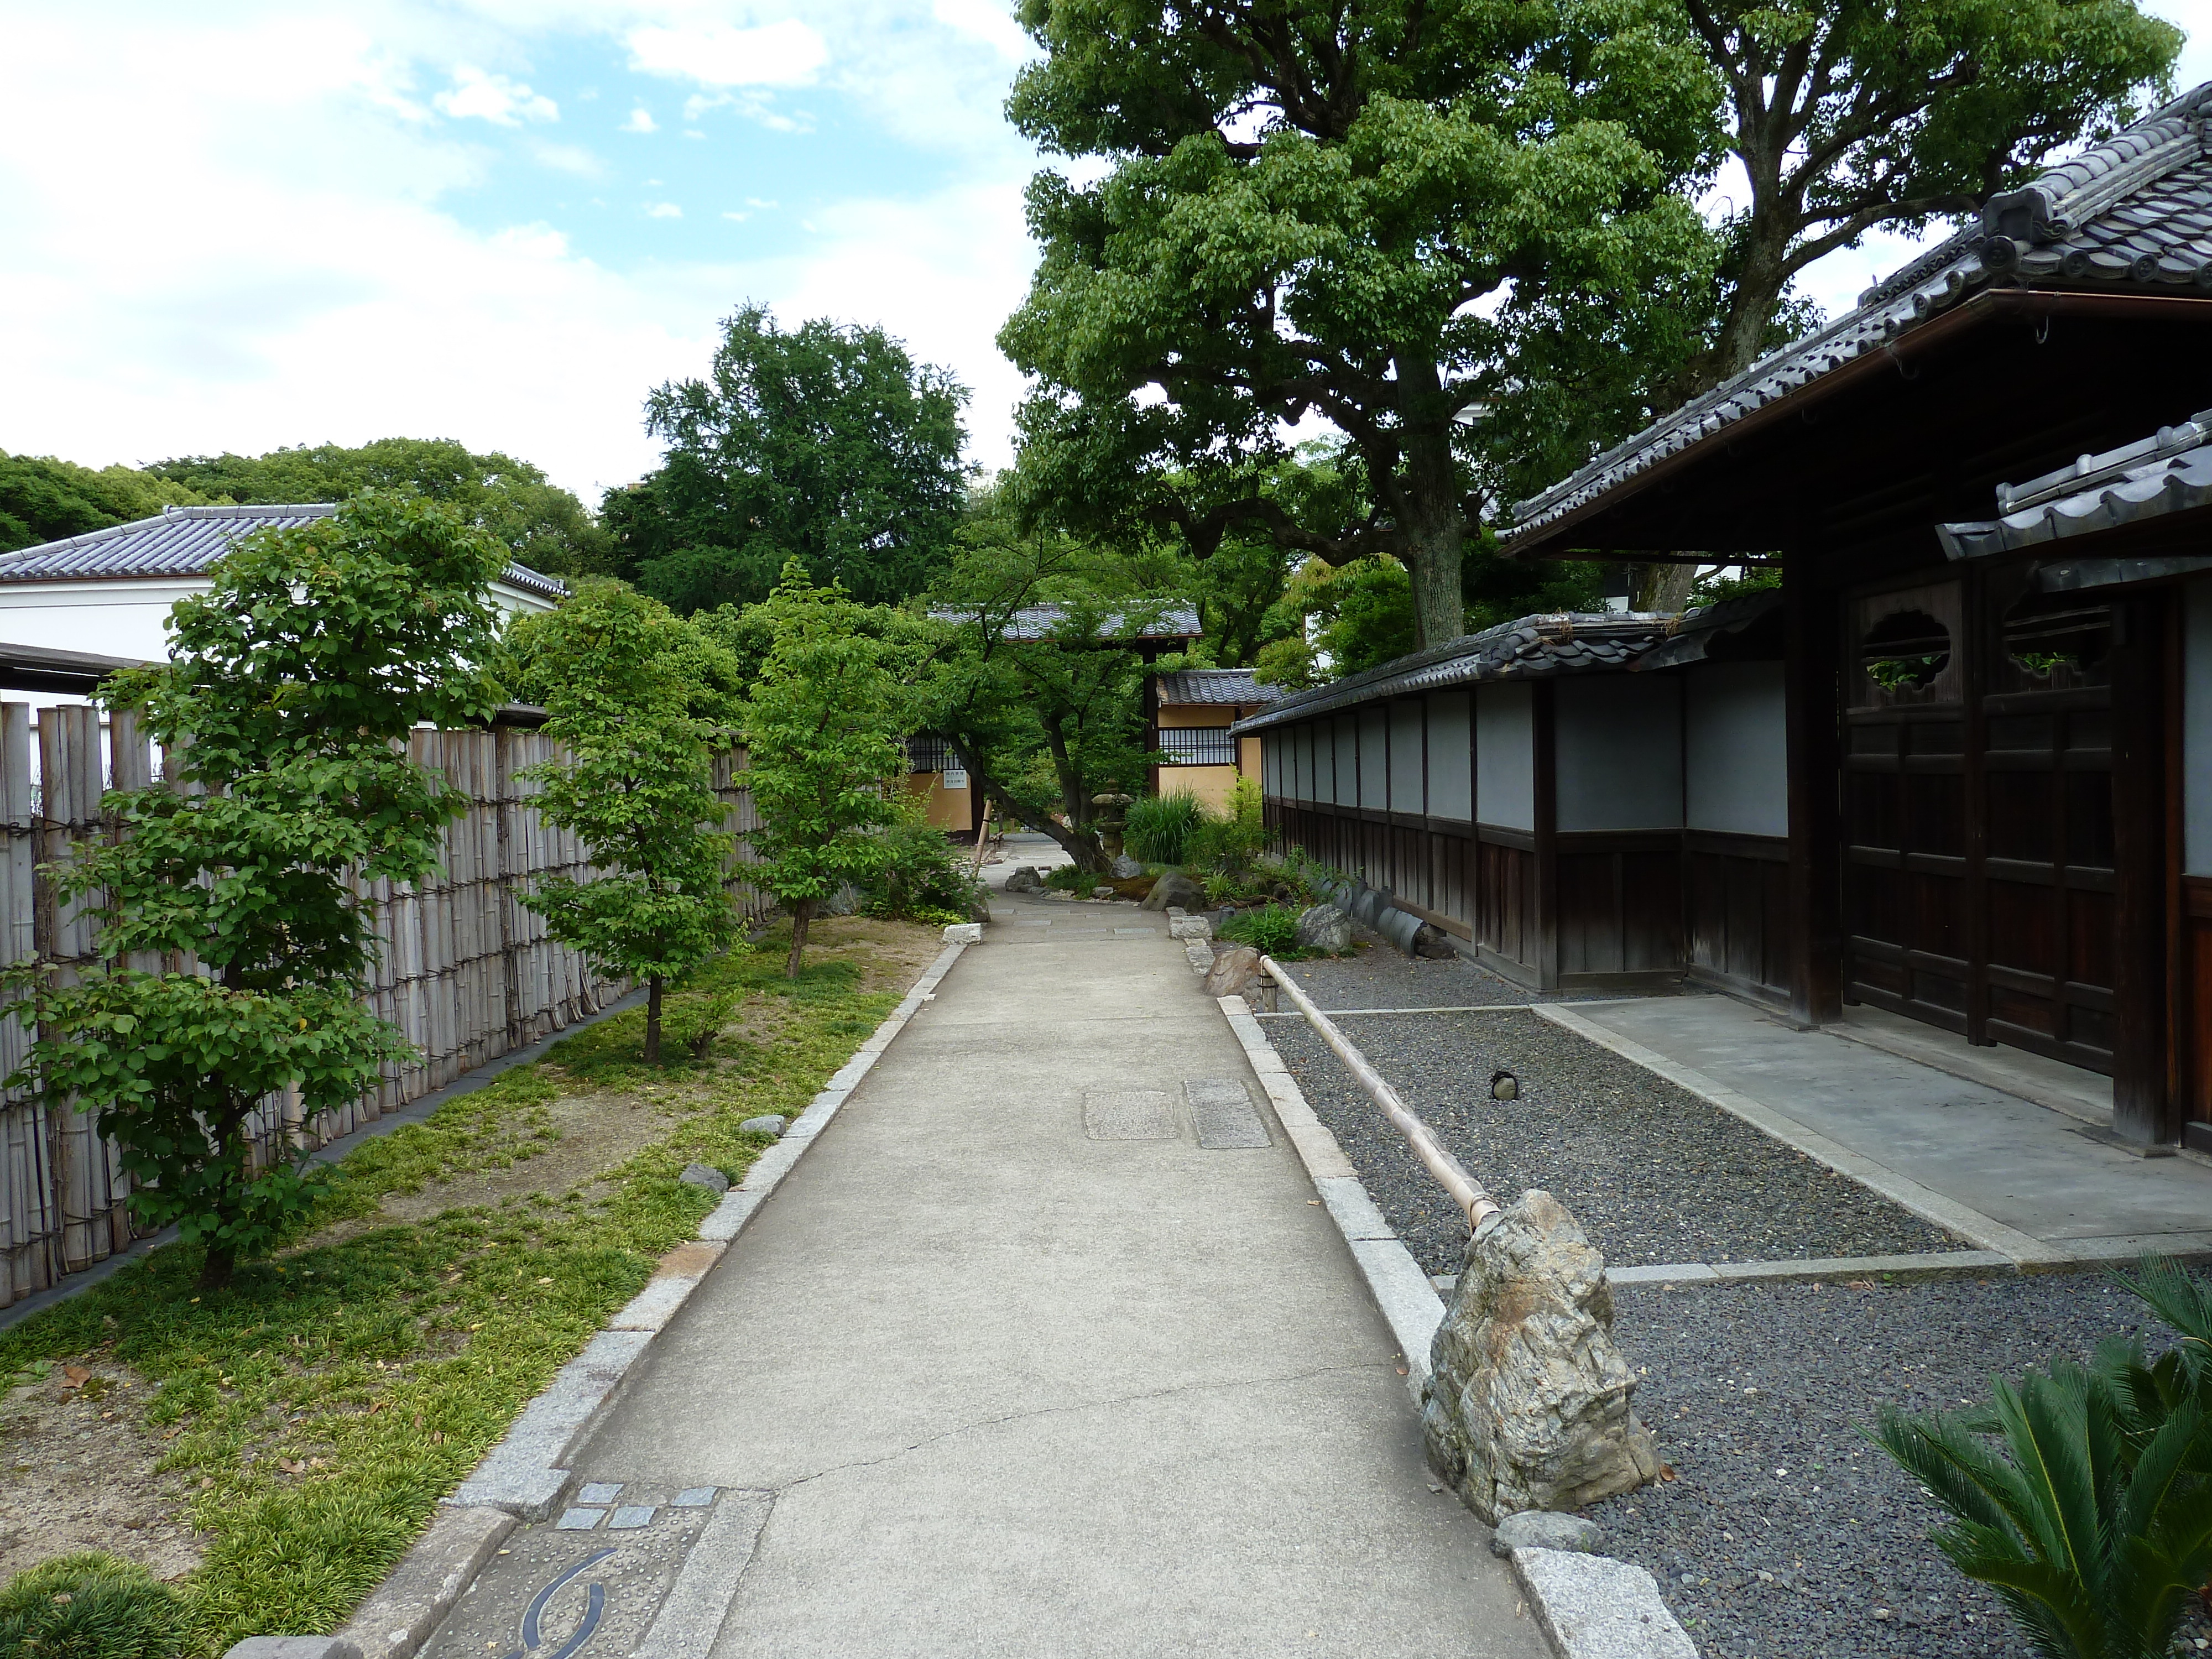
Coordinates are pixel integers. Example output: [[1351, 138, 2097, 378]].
[[1003, 865, 1045, 894], [1202, 944, 1262, 998], [1413, 922, 1458, 959], [1295, 902, 1353, 954], [1109, 853, 1145, 879], [1141, 871, 1207, 912], [1422, 1190, 1661, 1522]]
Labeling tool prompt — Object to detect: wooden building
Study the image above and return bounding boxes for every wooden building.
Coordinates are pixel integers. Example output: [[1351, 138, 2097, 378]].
[[1149, 667, 1278, 809], [1235, 605, 1788, 996], [1493, 82, 2212, 1147]]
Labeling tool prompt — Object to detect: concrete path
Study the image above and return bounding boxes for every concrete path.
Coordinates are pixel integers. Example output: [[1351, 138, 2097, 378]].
[[571, 879, 1542, 1659], [1568, 994, 2212, 1262]]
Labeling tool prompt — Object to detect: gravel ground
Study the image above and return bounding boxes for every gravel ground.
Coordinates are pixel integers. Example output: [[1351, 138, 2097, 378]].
[[1601, 1274, 2212, 1659], [1273, 926, 1639, 1009], [1267, 1010, 1960, 1273]]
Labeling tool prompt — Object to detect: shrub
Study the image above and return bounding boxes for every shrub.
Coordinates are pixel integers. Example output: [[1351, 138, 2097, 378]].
[[1124, 792, 1206, 864], [1218, 904, 1301, 956], [0, 1553, 186, 1659], [1871, 1256, 2212, 1659], [1044, 863, 1093, 892], [1188, 776, 1270, 873], [862, 801, 983, 921]]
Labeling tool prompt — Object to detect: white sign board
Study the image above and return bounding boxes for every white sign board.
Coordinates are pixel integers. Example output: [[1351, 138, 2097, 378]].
[[942, 768, 969, 790]]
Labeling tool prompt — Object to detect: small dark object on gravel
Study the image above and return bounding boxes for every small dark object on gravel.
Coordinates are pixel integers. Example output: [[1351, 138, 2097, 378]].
[[1598, 1274, 2208, 1659], [1269, 1010, 1959, 1273], [1490, 1068, 1519, 1101]]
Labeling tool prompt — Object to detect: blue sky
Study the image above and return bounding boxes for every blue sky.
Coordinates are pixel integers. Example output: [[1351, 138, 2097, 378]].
[[2, 0, 2208, 505]]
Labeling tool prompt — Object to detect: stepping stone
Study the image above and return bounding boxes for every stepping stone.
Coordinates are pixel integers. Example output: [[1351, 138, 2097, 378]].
[[1186, 1079, 1270, 1149], [554, 1509, 604, 1531], [608, 1506, 657, 1529], [672, 1487, 718, 1507], [1084, 1090, 1175, 1141], [578, 1483, 623, 1505]]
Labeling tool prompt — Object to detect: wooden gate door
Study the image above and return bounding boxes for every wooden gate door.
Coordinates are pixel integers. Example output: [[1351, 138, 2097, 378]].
[[1842, 573, 2119, 1074]]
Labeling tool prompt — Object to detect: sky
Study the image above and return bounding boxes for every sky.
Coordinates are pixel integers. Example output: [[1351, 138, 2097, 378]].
[[3, 0, 2211, 507]]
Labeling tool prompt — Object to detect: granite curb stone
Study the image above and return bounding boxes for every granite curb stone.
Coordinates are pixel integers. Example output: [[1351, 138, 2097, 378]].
[[331, 1505, 516, 1659], [1510, 1547, 1700, 1659]]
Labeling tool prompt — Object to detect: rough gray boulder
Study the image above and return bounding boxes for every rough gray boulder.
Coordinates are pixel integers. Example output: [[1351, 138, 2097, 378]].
[[1109, 853, 1144, 879], [1422, 1189, 1661, 1522], [1413, 922, 1458, 959], [1490, 1510, 1604, 1557], [1141, 872, 1207, 912], [1003, 866, 1045, 893], [1202, 944, 1262, 998], [678, 1162, 731, 1195], [739, 1115, 787, 1139], [1295, 902, 1353, 954]]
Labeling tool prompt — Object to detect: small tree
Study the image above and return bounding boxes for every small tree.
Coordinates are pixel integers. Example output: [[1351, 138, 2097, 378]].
[[505, 582, 740, 1063], [742, 563, 906, 976], [4, 492, 507, 1289]]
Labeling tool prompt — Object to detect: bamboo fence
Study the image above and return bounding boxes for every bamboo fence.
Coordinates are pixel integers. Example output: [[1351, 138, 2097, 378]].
[[0, 712, 768, 1306]]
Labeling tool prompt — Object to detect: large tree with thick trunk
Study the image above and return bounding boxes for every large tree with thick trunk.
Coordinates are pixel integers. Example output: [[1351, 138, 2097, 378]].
[[1000, 0, 1724, 650]]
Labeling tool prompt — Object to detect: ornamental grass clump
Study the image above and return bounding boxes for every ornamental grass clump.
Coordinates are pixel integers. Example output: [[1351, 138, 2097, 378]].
[[1124, 791, 1206, 864], [0, 1553, 186, 1659], [3, 492, 508, 1290], [1217, 904, 1301, 956], [1872, 1256, 2212, 1659]]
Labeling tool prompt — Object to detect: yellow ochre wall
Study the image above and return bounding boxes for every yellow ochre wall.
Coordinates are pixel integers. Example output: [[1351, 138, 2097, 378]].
[[1153, 701, 1265, 813]]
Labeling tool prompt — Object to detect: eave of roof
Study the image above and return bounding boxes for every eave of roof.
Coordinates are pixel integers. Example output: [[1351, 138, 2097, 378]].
[[1938, 404, 2212, 559], [1154, 667, 1280, 706], [1228, 613, 1676, 735], [1504, 81, 2212, 557]]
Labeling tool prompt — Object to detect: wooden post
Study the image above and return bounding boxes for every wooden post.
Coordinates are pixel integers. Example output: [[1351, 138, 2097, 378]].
[[1783, 556, 1844, 1025], [2111, 594, 2173, 1144], [1532, 680, 1559, 991]]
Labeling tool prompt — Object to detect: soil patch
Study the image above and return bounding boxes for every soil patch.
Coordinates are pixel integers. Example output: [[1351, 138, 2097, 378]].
[[0, 1362, 201, 1586], [791, 916, 944, 995], [375, 1092, 685, 1222]]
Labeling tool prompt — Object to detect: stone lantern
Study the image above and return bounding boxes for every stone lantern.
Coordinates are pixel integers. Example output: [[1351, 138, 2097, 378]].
[[1090, 793, 1135, 860]]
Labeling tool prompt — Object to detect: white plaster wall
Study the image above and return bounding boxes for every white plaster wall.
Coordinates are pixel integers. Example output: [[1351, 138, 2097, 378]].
[[1358, 707, 1389, 808], [1473, 681, 1535, 831], [2188, 579, 2212, 874], [1426, 690, 1472, 821], [1685, 661, 1789, 838], [1314, 721, 1334, 804], [1556, 676, 1683, 832], [1334, 713, 1359, 805], [1263, 734, 1281, 798], [1388, 702, 1424, 813], [1292, 724, 1311, 801]]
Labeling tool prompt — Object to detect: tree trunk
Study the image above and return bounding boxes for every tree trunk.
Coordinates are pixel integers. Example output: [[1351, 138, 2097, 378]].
[[1634, 564, 1699, 613], [785, 898, 813, 978], [1404, 518, 1467, 650], [197, 1241, 236, 1291], [644, 975, 664, 1063]]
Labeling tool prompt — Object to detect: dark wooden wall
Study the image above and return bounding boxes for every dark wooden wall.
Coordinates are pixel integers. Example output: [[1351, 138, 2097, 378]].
[[1683, 831, 1792, 1001]]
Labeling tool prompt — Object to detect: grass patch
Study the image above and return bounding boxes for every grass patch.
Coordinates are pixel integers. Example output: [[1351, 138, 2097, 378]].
[[0, 937, 910, 1655]]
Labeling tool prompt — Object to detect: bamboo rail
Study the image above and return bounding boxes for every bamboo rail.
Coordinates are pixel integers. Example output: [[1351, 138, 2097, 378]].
[[1258, 952, 1499, 1230], [0, 713, 771, 1306]]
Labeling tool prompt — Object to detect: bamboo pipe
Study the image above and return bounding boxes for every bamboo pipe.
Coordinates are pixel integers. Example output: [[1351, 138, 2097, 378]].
[[1258, 953, 1499, 1231]]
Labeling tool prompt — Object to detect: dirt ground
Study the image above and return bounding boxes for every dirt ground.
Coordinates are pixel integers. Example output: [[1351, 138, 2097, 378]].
[[794, 915, 946, 995], [0, 1360, 203, 1585]]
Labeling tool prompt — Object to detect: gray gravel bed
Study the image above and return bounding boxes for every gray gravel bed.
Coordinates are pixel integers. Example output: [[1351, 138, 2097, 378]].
[[1268, 1011, 1959, 1272], [1276, 928, 1627, 1008], [1600, 1274, 2211, 1659]]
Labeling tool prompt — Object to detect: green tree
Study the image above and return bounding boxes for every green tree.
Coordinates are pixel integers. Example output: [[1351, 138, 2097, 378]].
[[3, 493, 508, 1289], [0, 451, 217, 553], [611, 304, 972, 614], [1000, 0, 1723, 648], [742, 563, 909, 975], [504, 582, 740, 1063], [148, 437, 612, 576]]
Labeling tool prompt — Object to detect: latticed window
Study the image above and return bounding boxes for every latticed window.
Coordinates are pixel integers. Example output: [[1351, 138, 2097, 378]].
[[905, 735, 957, 773], [1157, 728, 1237, 765]]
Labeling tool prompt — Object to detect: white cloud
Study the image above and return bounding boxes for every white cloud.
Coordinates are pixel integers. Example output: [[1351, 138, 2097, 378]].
[[722, 210, 749, 222], [620, 106, 657, 133], [644, 201, 683, 218], [434, 65, 557, 126], [530, 140, 607, 179], [628, 19, 828, 88]]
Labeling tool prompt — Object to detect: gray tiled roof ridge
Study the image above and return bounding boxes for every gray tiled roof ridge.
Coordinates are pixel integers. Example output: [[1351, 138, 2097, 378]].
[[1937, 401, 2212, 557], [1506, 79, 2212, 542], [6, 502, 336, 560], [1227, 610, 1678, 734]]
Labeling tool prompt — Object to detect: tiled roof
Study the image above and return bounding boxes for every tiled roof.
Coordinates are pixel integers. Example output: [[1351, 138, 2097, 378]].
[[1154, 667, 1280, 706], [0, 504, 568, 601], [1628, 592, 1784, 671], [1229, 613, 1676, 734], [1507, 80, 2212, 549], [1937, 406, 2212, 558], [933, 602, 1202, 641]]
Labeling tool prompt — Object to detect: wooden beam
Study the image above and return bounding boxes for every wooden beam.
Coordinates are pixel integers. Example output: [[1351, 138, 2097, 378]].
[[2110, 594, 2174, 1142], [1783, 559, 1845, 1024]]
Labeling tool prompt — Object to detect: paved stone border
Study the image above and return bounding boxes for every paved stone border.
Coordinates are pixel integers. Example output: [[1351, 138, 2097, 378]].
[[258, 940, 972, 1659], [1432, 1249, 2014, 1295], [1510, 1547, 1700, 1659], [1531, 1004, 2067, 1267]]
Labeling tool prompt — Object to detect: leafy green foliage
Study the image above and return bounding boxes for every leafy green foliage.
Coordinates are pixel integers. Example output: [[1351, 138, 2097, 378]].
[[4, 492, 508, 1289], [508, 583, 742, 1063], [1188, 777, 1270, 874], [1001, 0, 1726, 646], [147, 438, 611, 577], [0, 451, 216, 554], [860, 795, 984, 922], [609, 303, 971, 613], [1124, 792, 1207, 864], [1218, 905, 1301, 955], [0, 1553, 186, 1659], [1871, 1258, 2212, 1659], [742, 564, 909, 974]]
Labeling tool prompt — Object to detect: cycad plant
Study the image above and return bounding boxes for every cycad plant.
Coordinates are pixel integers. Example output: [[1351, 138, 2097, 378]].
[[1872, 1259, 2212, 1659]]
